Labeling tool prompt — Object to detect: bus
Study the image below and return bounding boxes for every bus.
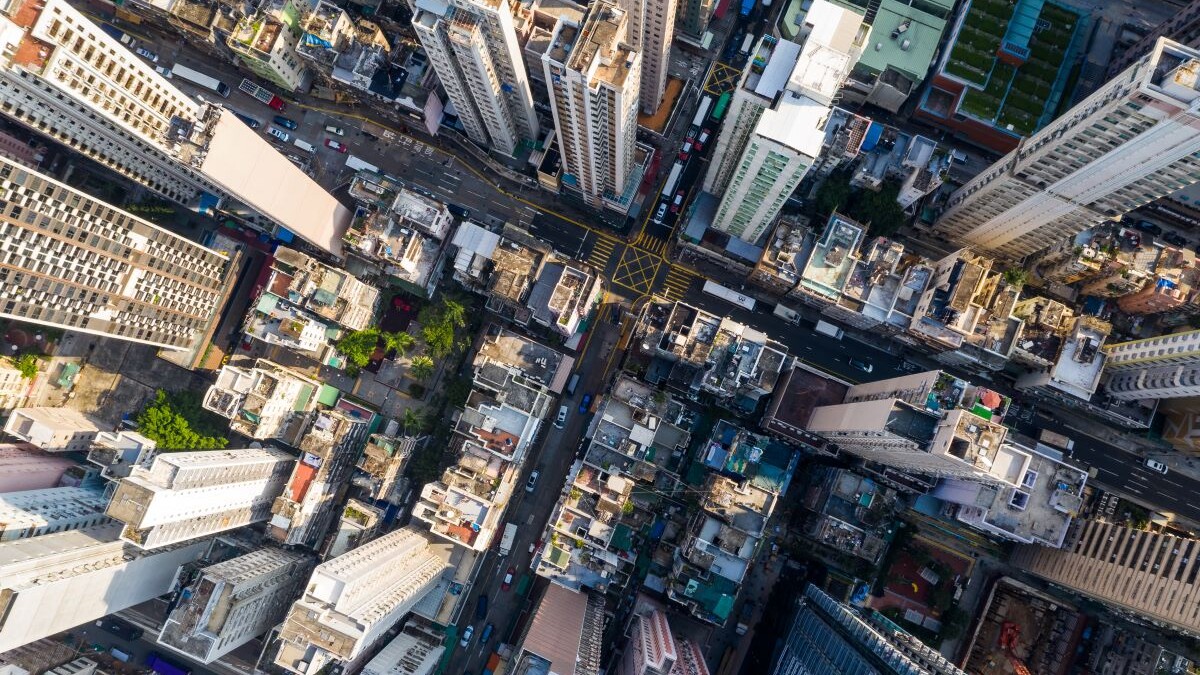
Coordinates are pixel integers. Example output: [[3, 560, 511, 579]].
[[660, 162, 684, 199], [702, 280, 756, 310], [691, 95, 713, 128], [712, 91, 731, 121], [171, 64, 230, 97]]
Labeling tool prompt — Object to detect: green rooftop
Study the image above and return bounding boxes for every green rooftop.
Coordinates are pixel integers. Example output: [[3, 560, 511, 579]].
[[944, 0, 1083, 136], [855, 0, 950, 80]]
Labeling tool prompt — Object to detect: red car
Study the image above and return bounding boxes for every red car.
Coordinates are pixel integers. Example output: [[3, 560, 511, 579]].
[[501, 566, 515, 591], [325, 138, 348, 153]]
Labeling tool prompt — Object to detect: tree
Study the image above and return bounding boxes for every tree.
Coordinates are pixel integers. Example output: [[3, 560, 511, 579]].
[[9, 353, 39, 379], [382, 331, 415, 356], [410, 355, 435, 381], [402, 407, 425, 435], [336, 328, 381, 369], [815, 171, 852, 215], [422, 322, 456, 359], [1002, 268, 1028, 288], [136, 390, 227, 450], [441, 299, 467, 328]]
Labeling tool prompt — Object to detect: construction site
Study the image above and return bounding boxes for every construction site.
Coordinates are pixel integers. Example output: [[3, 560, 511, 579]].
[[961, 577, 1086, 675]]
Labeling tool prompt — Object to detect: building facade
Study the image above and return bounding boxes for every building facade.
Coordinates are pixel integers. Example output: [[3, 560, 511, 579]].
[[227, 0, 309, 91], [618, 0, 676, 113], [541, 0, 642, 211], [105, 447, 294, 549], [0, 156, 238, 350], [932, 39, 1200, 260], [0, 444, 75, 492], [412, 0, 539, 155], [2, 407, 100, 452], [0, 486, 108, 540], [1103, 328, 1200, 400]]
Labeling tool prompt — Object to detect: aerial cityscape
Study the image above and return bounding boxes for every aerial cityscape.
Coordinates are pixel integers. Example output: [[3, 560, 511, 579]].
[[3, 0, 1200, 672]]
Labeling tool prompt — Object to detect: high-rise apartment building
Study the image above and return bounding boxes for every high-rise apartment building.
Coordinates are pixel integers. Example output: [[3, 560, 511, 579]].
[[0, 523, 211, 651], [0, 444, 75, 492], [1108, 0, 1200, 78], [1012, 520, 1200, 634], [542, 0, 642, 211], [227, 0, 310, 91], [412, 0, 539, 155], [619, 607, 711, 675], [105, 447, 294, 549], [618, 0, 676, 113], [158, 548, 313, 663], [0, 156, 238, 350], [203, 360, 321, 444], [932, 39, 1200, 260], [676, 0, 714, 41], [0, 486, 109, 540], [273, 527, 451, 674], [706, 1, 863, 242], [772, 584, 965, 674], [2, 407, 100, 452], [0, 0, 350, 255], [1103, 328, 1200, 400]]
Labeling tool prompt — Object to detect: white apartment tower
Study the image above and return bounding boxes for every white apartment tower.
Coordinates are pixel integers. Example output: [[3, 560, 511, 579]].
[[542, 0, 642, 211], [105, 447, 294, 549], [158, 548, 313, 663], [1103, 328, 1200, 400], [933, 38, 1200, 260], [618, 0, 677, 113], [0, 486, 109, 540], [0, 156, 237, 350], [0, 523, 211, 651], [0, 0, 350, 255], [412, 0, 538, 155], [2, 407, 100, 452], [273, 526, 452, 674]]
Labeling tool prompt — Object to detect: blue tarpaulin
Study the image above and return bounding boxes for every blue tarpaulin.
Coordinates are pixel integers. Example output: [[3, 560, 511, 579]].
[[860, 122, 885, 152], [276, 227, 295, 243]]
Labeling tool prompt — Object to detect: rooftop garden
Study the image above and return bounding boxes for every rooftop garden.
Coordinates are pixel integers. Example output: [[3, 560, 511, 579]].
[[945, 0, 1080, 136]]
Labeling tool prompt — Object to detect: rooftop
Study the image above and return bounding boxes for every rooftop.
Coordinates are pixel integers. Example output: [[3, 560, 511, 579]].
[[474, 326, 572, 391], [800, 214, 866, 300], [855, 0, 948, 79], [763, 364, 848, 449], [566, 1, 637, 89], [1045, 316, 1111, 399], [755, 91, 830, 155]]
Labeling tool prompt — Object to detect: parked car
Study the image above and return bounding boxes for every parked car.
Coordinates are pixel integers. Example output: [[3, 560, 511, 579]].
[[325, 124, 345, 136], [135, 47, 158, 62], [578, 393, 592, 415], [481, 623, 495, 643], [501, 567, 514, 591], [1164, 231, 1188, 246], [526, 470, 539, 493], [1146, 458, 1168, 474], [555, 405, 568, 429], [266, 126, 290, 142], [475, 594, 488, 620], [653, 202, 668, 224], [459, 625, 475, 647], [154, 65, 172, 78], [273, 115, 298, 130], [695, 130, 710, 151], [848, 357, 873, 373], [325, 138, 348, 153], [233, 112, 261, 129], [686, 127, 698, 140], [671, 189, 685, 214], [1135, 220, 1163, 235]]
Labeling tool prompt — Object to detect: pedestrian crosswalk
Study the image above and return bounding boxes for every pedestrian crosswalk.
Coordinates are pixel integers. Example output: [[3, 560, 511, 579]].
[[587, 236, 619, 270], [660, 266, 698, 301], [634, 233, 669, 256]]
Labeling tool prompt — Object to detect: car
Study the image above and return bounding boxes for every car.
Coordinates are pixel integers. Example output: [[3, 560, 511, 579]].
[[501, 567, 515, 591], [696, 130, 710, 151], [1134, 220, 1163, 235], [671, 189, 685, 214], [481, 623, 495, 643], [135, 47, 158, 63], [325, 138, 348, 153], [448, 203, 471, 219], [555, 405, 568, 429], [459, 625, 475, 647], [848, 357, 873, 373], [233, 112, 261, 129], [679, 150, 690, 162], [273, 115, 298, 130], [475, 594, 488, 620], [578, 393, 592, 415], [325, 125, 345, 136], [1146, 458, 1169, 474], [1164, 232, 1189, 246], [267, 126, 290, 142], [653, 203, 668, 224], [686, 127, 698, 140], [526, 470, 539, 493], [155, 65, 172, 78]]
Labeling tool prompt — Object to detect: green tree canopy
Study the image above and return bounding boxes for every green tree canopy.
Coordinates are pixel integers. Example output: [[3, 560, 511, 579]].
[[336, 328, 382, 368], [9, 353, 39, 379], [410, 355, 434, 381], [421, 322, 456, 359], [383, 331, 416, 356], [136, 390, 227, 450]]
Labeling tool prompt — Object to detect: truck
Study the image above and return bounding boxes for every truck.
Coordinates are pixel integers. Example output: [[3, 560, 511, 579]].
[[483, 652, 503, 675], [702, 280, 756, 311], [109, 648, 131, 663], [1038, 428, 1075, 452], [146, 652, 191, 675], [739, 33, 755, 55], [814, 320, 843, 340], [773, 304, 801, 324], [171, 64, 230, 97], [691, 95, 713, 128], [499, 522, 518, 557], [99, 24, 135, 47], [660, 162, 684, 199], [238, 78, 286, 111]]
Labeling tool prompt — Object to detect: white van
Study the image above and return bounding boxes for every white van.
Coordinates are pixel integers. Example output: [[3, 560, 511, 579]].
[[814, 320, 843, 340], [293, 138, 315, 153]]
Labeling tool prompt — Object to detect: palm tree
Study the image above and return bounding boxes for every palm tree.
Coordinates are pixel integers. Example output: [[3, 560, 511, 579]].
[[402, 407, 424, 434], [410, 355, 435, 381], [442, 299, 467, 328], [383, 331, 415, 356]]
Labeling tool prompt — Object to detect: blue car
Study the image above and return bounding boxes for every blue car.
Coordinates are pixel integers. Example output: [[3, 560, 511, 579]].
[[273, 115, 298, 130], [578, 393, 592, 415], [233, 112, 261, 129]]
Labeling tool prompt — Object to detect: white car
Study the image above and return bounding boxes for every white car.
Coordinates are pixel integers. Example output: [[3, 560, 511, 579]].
[[155, 65, 172, 78], [267, 126, 290, 143], [459, 624, 474, 647], [1145, 458, 1168, 474], [325, 125, 345, 136], [554, 405, 567, 429], [135, 47, 158, 63], [526, 470, 539, 493]]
